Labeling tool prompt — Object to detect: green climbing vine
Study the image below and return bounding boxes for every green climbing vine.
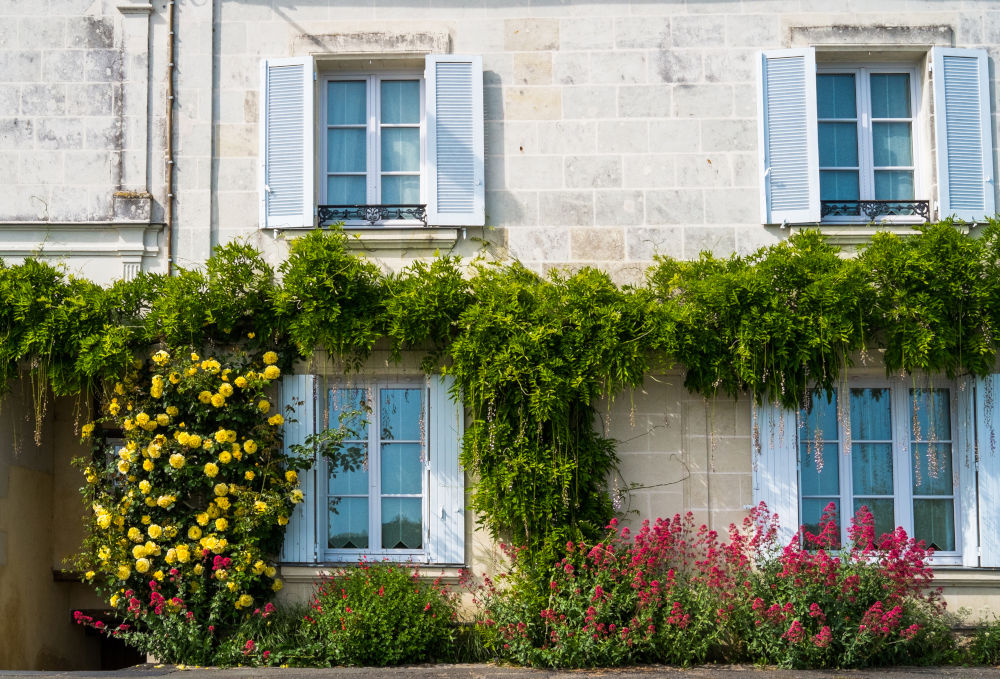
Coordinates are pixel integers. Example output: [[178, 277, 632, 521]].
[[3, 221, 1000, 559]]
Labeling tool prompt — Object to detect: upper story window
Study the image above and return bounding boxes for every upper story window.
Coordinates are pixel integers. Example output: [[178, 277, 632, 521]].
[[259, 55, 484, 231], [758, 47, 994, 226]]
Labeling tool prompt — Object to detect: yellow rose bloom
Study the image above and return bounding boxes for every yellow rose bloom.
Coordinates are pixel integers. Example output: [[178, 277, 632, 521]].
[[98, 546, 111, 561], [123, 419, 135, 431], [139, 480, 151, 494], [196, 513, 210, 526], [215, 569, 228, 580], [154, 570, 165, 581], [226, 430, 237, 443], [144, 496, 157, 507], [198, 390, 212, 404], [109, 401, 120, 416], [265, 566, 277, 578], [190, 352, 199, 361], [244, 470, 255, 481], [213, 429, 228, 443], [117, 460, 130, 474], [188, 525, 202, 540], [141, 515, 151, 525], [215, 518, 228, 532], [219, 451, 232, 464], [169, 453, 185, 469], [135, 558, 151, 573], [110, 594, 120, 607], [277, 515, 289, 526], [252, 560, 266, 575], [271, 579, 283, 592], [290, 489, 304, 504], [147, 443, 161, 459], [164, 525, 177, 538], [166, 405, 179, 416], [204, 462, 219, 478], [156, 495, 175, 509], [238, 594, 253, 608], [117, 565, 131, 579], [156, 413, 170, 426], [127, 527, 143, 542], [263, 365, 281, 380], [285, 470, 298, 484], [187, 367, 197, 376], [253, 501, 268, 514], [132, 544, 147, 559], [243, 439, 258, 454], [247, 332, 255, 339], [148, 524, 162, 539], [176, 546, 191, 563], [193, 563, 204, 575], [215, 496, 230, 510], [214, 483, 229, 497], [168, 372, 180, 384], [187, 434, 202, 448], [257, 399, 270, 414], [135, 412, 150, 426], [114, 382, 124, 395], [216, 538, 228, 552], [97, 513, 112, 529], [228, 581, 238, 592], [207, 504, 220, 519], [218, 383, 233, 397], [81, 422, 95, 437], [144, 540, 160, 556], [263, 351, 278, 365], [233, 450, 243, 461], [234, 376, 247, 388], [210, 393, 225, 408], [165, 548, 177, 564], [142, 459, 155, 472], [268, 414, 284, 426], [176, 431, 190, 445], [153, 350, 170, 364]]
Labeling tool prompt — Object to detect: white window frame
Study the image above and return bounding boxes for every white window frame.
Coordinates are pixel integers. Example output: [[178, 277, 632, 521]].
[[797, 377, 962, 565], [319, 72, 427, 227], [817, 64, 925, 225], [318, 379, 430, 562]]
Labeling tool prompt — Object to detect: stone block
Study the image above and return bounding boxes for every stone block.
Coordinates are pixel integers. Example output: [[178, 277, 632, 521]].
[[618, 85, 671, 118], [670, 15, 726, 48], [504, 18, 559, 51], [20, 83, 66, 116], [216, 123, 256, 157], [614, 17, 670, 49], [645, 189, 704, 225], [648, 119, 701, 153], [504, 87, 561, 120], [537, 121, 596, 154], [571, 226, 624, 260], [18, 150, 63, 185], [617, 451, 688, 489], [65, 150, 112, 184], [486, 190, 538, 227], [0, 18, 15, 48], [217, 157, 256, 192], [684, 226, 736, 259], [560, 17, 613, 50], [701, 119, 756, 152], [494, 120, 539, 156], [538, 190, 593, 226], [725, 14, 780, 47], [655, 49, 703, 84], [732, 84, 756, 117], [85, 117, 121, 150], [591, 53, 647, 84], [735, 227, 782, 257], [85, 49, 123, 82], [673, 84, 733, 118], [508, 155, 563, 190], [19, 17, 65, 49], [565, 155, 621, 189], [595, 190, 644, 227], [731, 152, 759, 187], [562, 85, 616, 119], [0, 51, 41, 82], [626, 226, 685, 260], [0, 85, 13, 113], [43, 49, 86, 82], [676, 154, 730, 187], [597, 121, 648, 154], [623, 154, 675, 188], [67, 83, 114, 116], [507, 226, 570, 261], [704, 50, 754, 83], [512, 52, 552, 86], [452, 20, 505, 53], [0, 152, 17, 183], [0, 118, 32, 149], [35, 117, 83, 149], [705, 188, 757, 224], [66, 16, 114, 49], [552, 52, 590, 85]]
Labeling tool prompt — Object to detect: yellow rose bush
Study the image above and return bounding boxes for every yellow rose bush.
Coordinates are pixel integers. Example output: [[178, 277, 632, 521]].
[[73, 348, 305, 663]]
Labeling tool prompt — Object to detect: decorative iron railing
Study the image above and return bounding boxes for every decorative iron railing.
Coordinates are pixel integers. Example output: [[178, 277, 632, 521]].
[[317, 204, 428, 226], [820, 200, 930, 222]]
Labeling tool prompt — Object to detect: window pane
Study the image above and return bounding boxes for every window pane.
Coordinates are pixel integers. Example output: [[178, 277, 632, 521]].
[[819, 122, 859, 166], [869, 73, 911, 118], [800, 442, 840, 495], [381, 442, 423, 495], [873, 171, 914, 201], [910, 389, 951, 440], [382, 176, 420, 204], [329, 497, 369, 549], [913, 499, 955, 551], [329, 444, 369, 495], [912, 443, 953, 495], [381, 80, 420, 124], [817, 74, 856, 119], [802, 498, 841, 549], [852, 443, 894, 495], [380, 388, 422, 441], [854, 498, 894, 539], [381, 498, 422, 549], [850, 388, 892, 440], [801, 390, 838, 440], [326, 176, 366, 204], [327, 81, 366, 125], [381, 128, 420, 172], [328, 388, 369, 437], [872, 122, 913, 167], [327, 128, 367, 173], [820, 171, 860, 201]]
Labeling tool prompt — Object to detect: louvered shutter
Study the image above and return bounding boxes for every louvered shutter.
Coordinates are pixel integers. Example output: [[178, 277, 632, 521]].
[[752, 401, 800, 546], [279, 374, 317, 564], [259, 57, 314, 229], [426, 374, 465, 565], [975, 375, 1000, 567], [425, 55, 485, 227], [932, 48, 995, 222], [955, 376, 978, 567], [757, 48, 820, 225]]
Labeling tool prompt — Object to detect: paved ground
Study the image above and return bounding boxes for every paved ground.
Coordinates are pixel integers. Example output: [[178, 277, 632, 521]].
[[2, 664, 1000, 679]]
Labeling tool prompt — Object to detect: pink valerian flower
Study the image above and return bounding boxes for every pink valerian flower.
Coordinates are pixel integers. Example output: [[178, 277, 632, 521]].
[[243, 639, 255, 655], [813, 625, 832, 648], [782, 619, 805, 644], [262, 650, 271, 660], [808, 602, 826, 622]]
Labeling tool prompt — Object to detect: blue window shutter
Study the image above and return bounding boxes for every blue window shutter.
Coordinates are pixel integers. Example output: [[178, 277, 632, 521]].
[[279, 374, 317, 564], [757, 48, 820, 225], [955, 377, 978, 567], [752, 401, 799, 546], [425, 55, 485, 227], [932, 48, 995, 222], [260, 57, 314, 229], [975, 375, 1000, 566], [427, 374, 465, 565]]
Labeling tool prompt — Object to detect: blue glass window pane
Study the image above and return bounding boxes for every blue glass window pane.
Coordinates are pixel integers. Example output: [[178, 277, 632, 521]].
[[910, 389, 951, 440], [381, 442, 422, 495], [329, 444, 369, 496], [382, 176, 420, 204], [850, 388, 891, 440], [870, 73, 911, 118], [912, 443, 953, 495], [817, 74, 856, 119], [854, 498, 895, 540], [913, 499, 955, 551], [326, 176, 366, 204], [819, 122, 859, 166], [381, 128, 420, 172], [873, 171, 914, 201], [329, 497, 368, 549], [327, 81, 366, 125], [801, 390, 838, 440], [381, 80, 420, 124], [801, 498, 840, 548], [800, 442, 840, 496], [380, 388, 422, 441], [327, 128, 366, 173], [328, 388, 369, 437], [820, 171, 860, 201], [872, 122, 912, 167], [381, 498, 422, 549], [852, 443, 894, 495]]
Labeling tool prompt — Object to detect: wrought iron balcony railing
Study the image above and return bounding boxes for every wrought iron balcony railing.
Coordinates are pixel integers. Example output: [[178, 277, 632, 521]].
[[318, 204, 428, 226], [820, 200, 930, 222]]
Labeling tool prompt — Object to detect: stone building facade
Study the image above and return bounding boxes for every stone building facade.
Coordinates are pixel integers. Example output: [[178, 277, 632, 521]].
[[2, 0, 1000, 669]]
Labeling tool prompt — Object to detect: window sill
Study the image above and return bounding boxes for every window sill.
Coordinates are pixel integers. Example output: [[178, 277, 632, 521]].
[[791, 222, 962, 249], [342, 226, 462, 251], [278, 564, 466, 585]]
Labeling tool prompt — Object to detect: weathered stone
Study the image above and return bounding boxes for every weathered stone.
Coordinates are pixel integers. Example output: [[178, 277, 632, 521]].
[[597, 121, 648, 154], [0, 51, 41, 82], [66, 16, 114, 49], [538, 190, 593, 226], [618, 85, 672, 118], [625, 226, 686, 260], [595, 190, 644, 227], [670, 15, 726, 48], [20, 83, 66, 115], [571, 227, 624, 260], [486, 189, 538, 226], [504, 87, 561, 120], [508, 155, 563, 190], [562, 85, 616, 119], [84, 49, 123, 82], [701, 119, 756, 152], [35, 117, 83, 149], [504, 18, 559, 51], [507, 226, 571, 261], [614, 16, 670, 49], [623, 154, 676, 188], [673, 84, 733, 118], [646, 189, 704, 225], [67, 83, 114, 116], [591, 53, 647, 84], [560, 17, 613, 51], [655, 49, 703, 83], [537, 121, 596, 154], [552, 52, 590, 85], [512, 52, 552, 86], [565, 155, 621, 189]]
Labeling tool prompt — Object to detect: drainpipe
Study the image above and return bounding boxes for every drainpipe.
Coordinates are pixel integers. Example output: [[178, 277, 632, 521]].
[[165, 0, 176, 275]]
